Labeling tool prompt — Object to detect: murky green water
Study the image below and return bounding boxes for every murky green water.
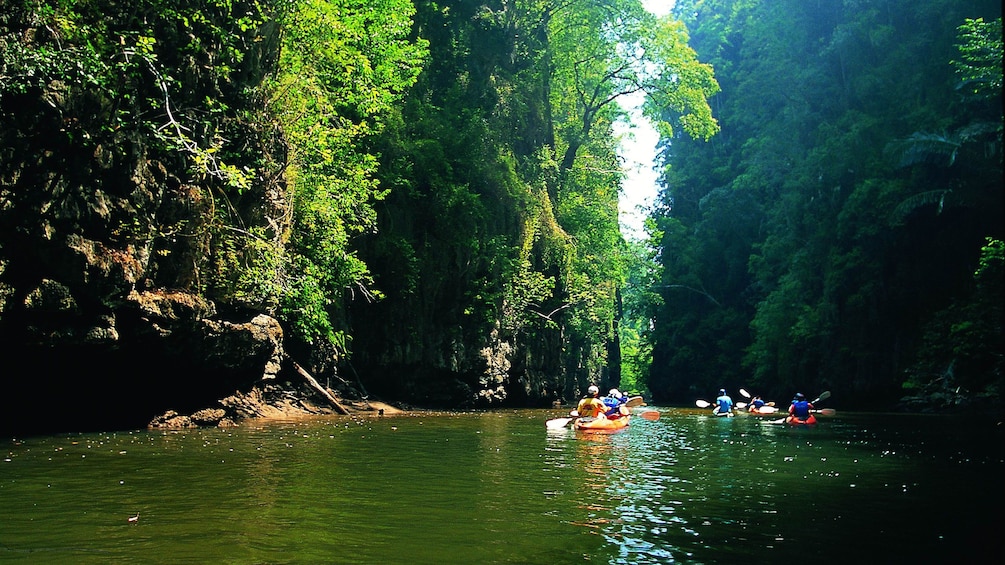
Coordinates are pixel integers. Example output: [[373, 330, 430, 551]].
[[1, 408, 1002, 563]]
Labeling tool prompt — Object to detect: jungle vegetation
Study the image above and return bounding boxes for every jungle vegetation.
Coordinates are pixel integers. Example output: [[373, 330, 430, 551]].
[[1, 0, 717, 409], [1, 0, 1000, 415], [645, 0, 1002, 413]]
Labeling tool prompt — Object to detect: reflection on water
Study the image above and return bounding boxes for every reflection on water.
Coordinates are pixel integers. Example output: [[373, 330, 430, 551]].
[[538, 408, 1003, 564], [2, 409, 1002, 563]]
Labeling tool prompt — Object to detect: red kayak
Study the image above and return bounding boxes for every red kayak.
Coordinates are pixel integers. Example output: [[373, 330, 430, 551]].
[[785, 414, 817, 425], [764, 413, 819, 426]]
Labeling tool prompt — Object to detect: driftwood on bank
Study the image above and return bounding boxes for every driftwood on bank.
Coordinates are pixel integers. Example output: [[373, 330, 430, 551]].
[[292, 360, 350, 415]]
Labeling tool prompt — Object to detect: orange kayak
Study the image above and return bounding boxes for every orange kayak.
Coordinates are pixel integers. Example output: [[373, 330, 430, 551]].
[[574, 415, 630, 433]]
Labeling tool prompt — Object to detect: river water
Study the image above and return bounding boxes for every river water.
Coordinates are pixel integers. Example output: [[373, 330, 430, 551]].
[[1, 407, 1002, 564]]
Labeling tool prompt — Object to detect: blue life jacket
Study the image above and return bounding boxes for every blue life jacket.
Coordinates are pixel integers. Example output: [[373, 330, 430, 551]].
[[602, 396, 624, 417], [791, 400, 811, 419]]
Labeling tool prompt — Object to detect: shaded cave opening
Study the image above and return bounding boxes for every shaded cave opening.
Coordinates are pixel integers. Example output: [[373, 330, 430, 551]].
[[1, 343, 256, 437]]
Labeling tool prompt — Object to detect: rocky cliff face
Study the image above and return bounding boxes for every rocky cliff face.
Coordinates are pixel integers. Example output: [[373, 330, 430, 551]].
[[0, 4, 315, 434], [0, 4, 617, 434]]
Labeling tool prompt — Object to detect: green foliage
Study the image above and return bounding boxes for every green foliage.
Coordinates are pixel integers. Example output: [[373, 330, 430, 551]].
[[902, 238, 1004, 412], [1, 0, 280, 308], [640, 17, 721, 141], [334, 0, 724, 404], [547, 1, 720, 172], [540, 0, 720, 388], [618, 239, 659, 397], [267, 0, 427, 349], [649, 0, 1002, 408], [1, 0, 432, 356], [1, 0, 266, 186], [951, 17, 1003, 100]]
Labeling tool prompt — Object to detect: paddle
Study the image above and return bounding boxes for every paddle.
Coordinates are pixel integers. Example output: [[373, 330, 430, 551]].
[[625, 396, 645, 408], [812, 391, 831, 404], [545, 414, 576, 429], [620, 395, 659, 420], [740, 388, 776, 408]]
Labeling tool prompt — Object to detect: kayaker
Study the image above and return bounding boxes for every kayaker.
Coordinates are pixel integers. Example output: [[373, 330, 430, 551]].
[[602, 389, 628, 419], [576, 385, 606, 418], [749, 396, 766, 412], [788, 393, 814, 420], [715, 389, 733, 415]]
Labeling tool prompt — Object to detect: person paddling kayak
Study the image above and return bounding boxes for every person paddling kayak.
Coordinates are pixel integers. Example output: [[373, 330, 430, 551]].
[[601, 389, 629, 419], [576, 385, 606, 418], [787, 392, 817, 425], [714, 389, 734, 416]]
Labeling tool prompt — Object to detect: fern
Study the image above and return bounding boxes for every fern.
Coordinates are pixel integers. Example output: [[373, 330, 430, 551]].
[[890, 189, 952, 223]]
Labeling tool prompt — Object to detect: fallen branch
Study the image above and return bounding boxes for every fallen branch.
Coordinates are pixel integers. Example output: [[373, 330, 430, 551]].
[[292, 361, 350, 415]]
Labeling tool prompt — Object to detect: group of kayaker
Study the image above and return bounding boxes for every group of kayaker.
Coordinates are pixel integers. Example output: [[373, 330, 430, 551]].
[[575, 385, 630, 420], [706, 388, 820, 424], [571, 385, 824, 428]]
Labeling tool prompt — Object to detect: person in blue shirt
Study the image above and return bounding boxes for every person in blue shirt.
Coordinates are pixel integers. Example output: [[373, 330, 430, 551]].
[[715, 389, 733, 416], [602, 389, 628, 418], [749, 396, 766, 411], [788, 392, 815, 422]]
